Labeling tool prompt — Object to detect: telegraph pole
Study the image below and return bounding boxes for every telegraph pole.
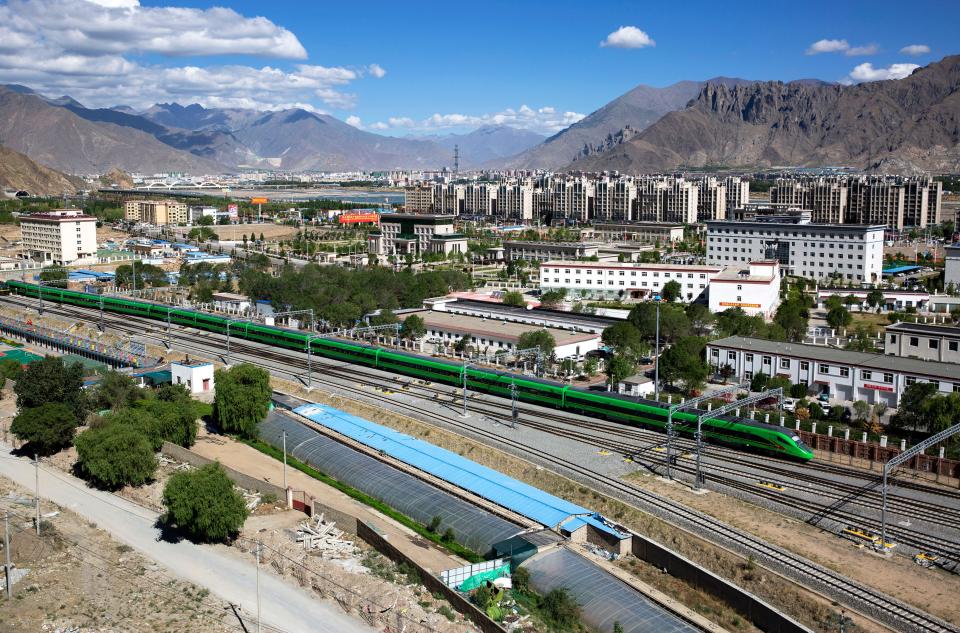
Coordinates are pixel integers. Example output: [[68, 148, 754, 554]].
[[4, 512, 11, 598], [282, 431, 288, 491], [33, 455, 39, 536], [255, 540, 262, 633]]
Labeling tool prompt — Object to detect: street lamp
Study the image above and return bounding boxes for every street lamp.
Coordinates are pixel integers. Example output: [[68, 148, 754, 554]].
[[653, 293, 662, 401]]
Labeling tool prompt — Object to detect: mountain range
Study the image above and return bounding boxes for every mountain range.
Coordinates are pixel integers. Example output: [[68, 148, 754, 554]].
[[0, 145, 84, 195], [568, 55, 960, 174], [1, 56, 958, 178]]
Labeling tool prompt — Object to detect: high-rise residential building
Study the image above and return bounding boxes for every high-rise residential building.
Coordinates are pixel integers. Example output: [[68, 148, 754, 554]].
[[124, 199, 188, 225], [551, 176, 595, 222], [594, 176, 636, 222], [462, 183, 497, 216], [770, 177, 847, 224], [848, 178, 905, 230], [634, 177, 698, 224], [404, 185, 435, 212], [724, 176, 750, 210], [20, 209, 98, 266], [496, 182, 534, 220], [927, 179, 943, 227], [697, 177, 727, 222], [901, 178, 930, 229]]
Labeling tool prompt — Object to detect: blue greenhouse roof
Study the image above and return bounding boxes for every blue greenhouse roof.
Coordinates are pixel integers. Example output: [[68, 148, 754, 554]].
[[882, 265, 921, 275], [293, 403, 623, 536]]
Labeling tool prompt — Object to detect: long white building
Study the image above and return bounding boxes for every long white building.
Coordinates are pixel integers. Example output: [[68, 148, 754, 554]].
[[706, 219, 885, 284], [539, 260, 722, 302]]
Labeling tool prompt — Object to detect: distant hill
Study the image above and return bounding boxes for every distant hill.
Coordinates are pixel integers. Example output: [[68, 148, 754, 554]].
[[424, 125, 545, 166], [0, 87, 223, 174], [0, 145, 84, 195], [231, 108, 451, 171], [496, 77, 754, 170], [569, 56, 960, 174]]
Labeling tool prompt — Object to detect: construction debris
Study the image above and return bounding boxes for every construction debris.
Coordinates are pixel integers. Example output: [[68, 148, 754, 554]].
[[242, 490, 262, 512], [295, 514, 354, 557]]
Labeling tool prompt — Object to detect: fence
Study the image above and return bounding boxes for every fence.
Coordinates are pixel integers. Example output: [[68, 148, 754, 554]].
[[798, 431, 960, 483], [160, 442, 287, 501], [0, 314, 151, 368]]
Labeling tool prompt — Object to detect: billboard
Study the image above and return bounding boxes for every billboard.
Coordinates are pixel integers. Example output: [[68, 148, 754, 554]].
[[227, 204, 239, 220], [338, 212, 380, 225], [250, 197, 269, 204]]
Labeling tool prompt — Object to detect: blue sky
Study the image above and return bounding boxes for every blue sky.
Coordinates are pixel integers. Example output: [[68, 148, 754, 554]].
[[1, 0, 957, 135]]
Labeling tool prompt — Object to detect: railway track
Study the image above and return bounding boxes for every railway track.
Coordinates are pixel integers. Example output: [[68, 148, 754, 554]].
[[6, 295, 958, 633]]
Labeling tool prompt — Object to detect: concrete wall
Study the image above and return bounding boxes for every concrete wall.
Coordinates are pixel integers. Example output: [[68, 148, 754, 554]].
[[631, 533, 811, 633], [161, 442, 286, 501], [311, 501, 359, 535], [357, 521, 506, 633]]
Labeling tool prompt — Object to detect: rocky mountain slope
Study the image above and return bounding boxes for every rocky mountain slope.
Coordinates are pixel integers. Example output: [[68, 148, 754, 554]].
[[570, 56, 960, 174], [0, 87, 222, 174], [497, 77, 754, 170], [0, 145, 84, 195]]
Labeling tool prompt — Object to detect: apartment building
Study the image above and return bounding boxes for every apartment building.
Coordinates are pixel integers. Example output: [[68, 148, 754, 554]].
[[884, 322, 960, 363], [124, 199, 188, 226], [594, 176, 637, 222], [769, 177, 847, 224], [724, 176, 750, 211], [539, 260, 722, 302], [849, 179, 905, 230], [496, 182, 534, 220], [20, 209, 97, 266], [697, 177, 727, 222], [705, 219, 885, 283], [636, 177, 699, 224], [706, 336, 960, 408], [404, 185, 435, 212]]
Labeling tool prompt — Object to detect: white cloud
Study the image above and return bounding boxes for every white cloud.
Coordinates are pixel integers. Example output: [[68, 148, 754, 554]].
[[845, 44, 878, 56], [847, 62, 920, 83], [368, 64, 386, 78], [0, 0, 383, 112], [345, 115, 362, 128], [806, 39, 849, 55], [900, 44, 931, 56], [373, 105, 586, 135], [600, 26, 655, 49]]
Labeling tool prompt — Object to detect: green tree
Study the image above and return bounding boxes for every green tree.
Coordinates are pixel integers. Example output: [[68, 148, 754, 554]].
[[162, 463, 248, 543], [196, 214, 215, 226], [92, 370, 143, 411], [516, 329, 556, 357], [213, 363, 271, 438], [659, 337, 709, 394], [400, 314, 426, 339], [685, 303, 715, 336], [613, 623, 625, 633], [539, 289, 567, 309], [627, 303, 691, 343], [852, 400, 871, 424], [75, 424, 157, 489], [606, 354, 636, 389], [10, 403, 78, 454], [773, 300, 809, 342], [891, 382, 938, 432], [790, 383, 809, 398], [0, 358, 23, 383], [14, 356, 88, 423], [501, 290, 526, 307], [826, 306, 853, 329], [750, 372, 770, 392], [541, 587, 581, 630], [137, 399, 199, 448], [601, 322, 647, 360], [660, 279, 682, 302]]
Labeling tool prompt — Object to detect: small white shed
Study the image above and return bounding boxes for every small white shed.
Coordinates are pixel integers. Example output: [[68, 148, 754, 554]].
[[171, 359, 214, 394]]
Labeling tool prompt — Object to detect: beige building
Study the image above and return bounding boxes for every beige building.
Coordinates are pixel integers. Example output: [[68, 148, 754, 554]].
[[591, 223, 684, 244], [20, 209, 97, 266], [404, 186, 435, 212], [697, 177, 727, 222], [124, 199, 189, 226], [593, 176, 636, 222], [724, 176, 750, 211]]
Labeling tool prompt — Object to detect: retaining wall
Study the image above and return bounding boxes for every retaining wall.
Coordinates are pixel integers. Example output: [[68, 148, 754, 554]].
[[311, 501, 359, 534], [160, 441, 286, 501], [356, 521, 506, 633], [631, 533, 811, 633]]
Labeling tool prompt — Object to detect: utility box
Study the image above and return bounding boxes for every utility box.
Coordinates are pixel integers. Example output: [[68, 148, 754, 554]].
[[171, 359, 214, 394]]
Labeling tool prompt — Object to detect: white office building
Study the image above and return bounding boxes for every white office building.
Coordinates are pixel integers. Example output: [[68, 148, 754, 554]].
[[708, 261, 782, 319], [706, 220, 885, 283], [20, 209, 98, 266], [539, 261, 722, 302]]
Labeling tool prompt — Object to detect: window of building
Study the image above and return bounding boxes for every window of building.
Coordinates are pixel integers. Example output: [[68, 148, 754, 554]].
[[890, 334, 897, 344], [862, 370, 872, 380], [839, 367, 850, 378], [951, 341, 959, 352], [744, 370, 753, 380], [818, 364, 829, 374], [930, 340, 939, 349], [762, 356, 771, 365], [883, 372, 893, 383], [728, 351, 736, 361], [910, 337, 919, 346], [905, 376, 917, 386], [780, 358, 790, 369]]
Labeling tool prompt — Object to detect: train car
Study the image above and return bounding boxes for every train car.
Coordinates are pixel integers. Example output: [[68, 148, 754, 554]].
[[4, 280, 813, 461]]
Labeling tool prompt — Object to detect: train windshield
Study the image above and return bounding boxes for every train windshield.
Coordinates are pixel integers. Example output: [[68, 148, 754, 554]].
[[791, 435, 811, 451]]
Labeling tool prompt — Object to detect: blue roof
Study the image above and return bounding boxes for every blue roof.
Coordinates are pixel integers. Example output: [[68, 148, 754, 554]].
[[882, 265, 921, 275], [293, 403, 624, 536], [73, 269, 115, 280]]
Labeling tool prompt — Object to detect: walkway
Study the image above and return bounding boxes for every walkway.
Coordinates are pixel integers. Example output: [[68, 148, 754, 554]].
[[0, 443, 373, 633]]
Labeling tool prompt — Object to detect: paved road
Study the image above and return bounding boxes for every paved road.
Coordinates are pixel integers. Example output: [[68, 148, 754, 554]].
[[0, 444, 373, 633]]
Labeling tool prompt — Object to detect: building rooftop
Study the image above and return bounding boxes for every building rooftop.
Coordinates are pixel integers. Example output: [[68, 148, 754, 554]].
[[505, 240, 600, 248], [293, 402, 624, 538], [886, 321, 960, 337], [406, 309, 599, 345], [713, 262, 778, 282], [541, 260, 722, 272], [22, 210, 96, 222], [709, 336, 960, 382]]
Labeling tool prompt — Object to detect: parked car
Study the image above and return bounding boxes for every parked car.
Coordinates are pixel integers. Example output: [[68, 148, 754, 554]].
[[817, 392, 830, 403], [782, 398, 797, 412]]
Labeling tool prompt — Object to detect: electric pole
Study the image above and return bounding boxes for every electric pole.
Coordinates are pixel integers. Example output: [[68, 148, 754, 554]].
[[33, 455, 39, 536], [4, 512, 11, 598], [255, 540, 262, 633]]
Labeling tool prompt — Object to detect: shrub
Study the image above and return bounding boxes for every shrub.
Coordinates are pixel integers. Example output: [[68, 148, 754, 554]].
[[511, 566, 530, 594], [789, 383, 809, 398], [542, 587, 580, 630], [162, 462, 248, 543], [75, 424, 157, 489], [213, 364, 271, 438], [137, 399, 199, 448], [10, 403, 78, 454]]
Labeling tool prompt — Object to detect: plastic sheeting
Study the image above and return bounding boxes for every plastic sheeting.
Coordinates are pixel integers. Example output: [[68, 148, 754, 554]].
[[521, 548, 699, 633], [258, 412, 520, 554]]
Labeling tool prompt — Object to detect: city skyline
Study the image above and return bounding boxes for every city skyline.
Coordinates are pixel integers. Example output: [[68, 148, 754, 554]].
[[0, 0, 957, 136]]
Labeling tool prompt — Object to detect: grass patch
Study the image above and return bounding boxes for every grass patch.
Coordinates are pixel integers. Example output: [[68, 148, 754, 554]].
[[241, 437, 482, 562]]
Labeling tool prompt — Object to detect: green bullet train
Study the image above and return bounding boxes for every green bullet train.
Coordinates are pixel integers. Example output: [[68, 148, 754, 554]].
[[6, 280, 813, 461]]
